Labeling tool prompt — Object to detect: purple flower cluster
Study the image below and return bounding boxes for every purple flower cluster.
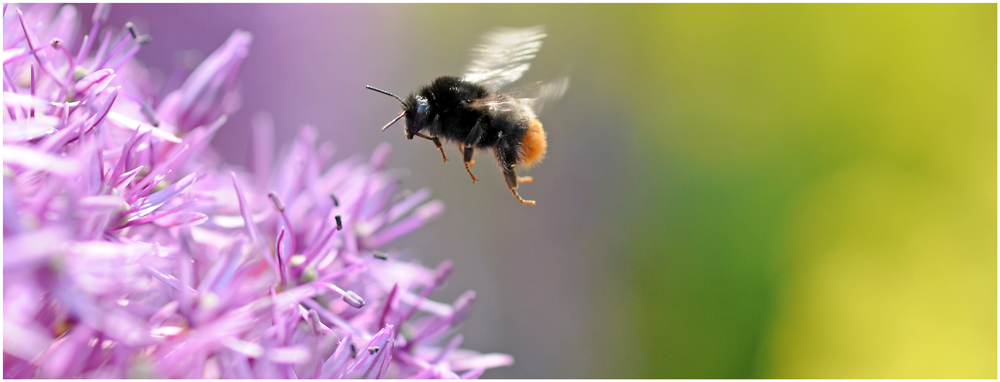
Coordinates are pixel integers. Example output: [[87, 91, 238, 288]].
[[3, 4, 512, 378]]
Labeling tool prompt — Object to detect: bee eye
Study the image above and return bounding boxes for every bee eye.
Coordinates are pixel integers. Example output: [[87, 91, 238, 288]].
[[416, 97, 429, 115]]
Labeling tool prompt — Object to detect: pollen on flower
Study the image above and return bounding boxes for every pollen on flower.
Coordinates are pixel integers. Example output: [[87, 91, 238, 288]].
[[289, 254, 307, 266], [342, 290, 366, 308], [267, 191, 286, 211]]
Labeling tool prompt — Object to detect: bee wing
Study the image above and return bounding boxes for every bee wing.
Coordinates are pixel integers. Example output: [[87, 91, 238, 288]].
[[469, 77, 569, 118], [511, 76, 569, 114], [463, 26, 547, 91], [469, 96, 525, 113]]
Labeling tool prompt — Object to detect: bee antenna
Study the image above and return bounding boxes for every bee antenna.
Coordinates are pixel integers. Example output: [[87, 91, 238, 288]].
[[365, 85, 405, 106], [381, 111, 405, 132]]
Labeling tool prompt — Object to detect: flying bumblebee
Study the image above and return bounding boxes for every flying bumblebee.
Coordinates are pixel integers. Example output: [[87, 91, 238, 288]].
[[366, 26, 568, 205]]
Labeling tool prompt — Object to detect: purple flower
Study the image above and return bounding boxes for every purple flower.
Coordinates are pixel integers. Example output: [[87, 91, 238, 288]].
[[3, 4, 512, 378], [157, 29, 250, 131]]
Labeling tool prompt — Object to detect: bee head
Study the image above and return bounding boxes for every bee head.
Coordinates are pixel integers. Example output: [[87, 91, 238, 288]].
[[404, 95, 431, 139], [365, 85, 434, 139]]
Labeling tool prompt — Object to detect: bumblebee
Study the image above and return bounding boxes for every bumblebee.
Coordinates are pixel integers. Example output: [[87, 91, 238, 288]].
[[367, 26, 567, 205]]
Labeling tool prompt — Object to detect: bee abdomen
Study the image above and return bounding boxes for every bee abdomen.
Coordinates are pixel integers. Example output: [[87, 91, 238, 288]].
[[517, 119, 547, 167]]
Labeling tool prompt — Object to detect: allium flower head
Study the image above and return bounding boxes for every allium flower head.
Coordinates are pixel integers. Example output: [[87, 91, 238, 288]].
[[3, 4, 512, 378]]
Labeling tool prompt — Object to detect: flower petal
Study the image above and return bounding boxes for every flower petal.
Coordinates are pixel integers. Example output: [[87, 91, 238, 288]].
[[343, 325, 394, 379]]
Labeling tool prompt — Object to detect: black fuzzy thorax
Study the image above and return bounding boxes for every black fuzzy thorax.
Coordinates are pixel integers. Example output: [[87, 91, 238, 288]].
[[404, 76, 530, 153]]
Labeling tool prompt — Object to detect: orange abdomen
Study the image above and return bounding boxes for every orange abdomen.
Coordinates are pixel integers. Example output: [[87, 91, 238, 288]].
[[518, 119, 547, 167]]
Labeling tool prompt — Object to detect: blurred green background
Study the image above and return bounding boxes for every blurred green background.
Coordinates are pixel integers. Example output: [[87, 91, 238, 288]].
[[93, 3, 995, 378], [613, 4, 996, 378]]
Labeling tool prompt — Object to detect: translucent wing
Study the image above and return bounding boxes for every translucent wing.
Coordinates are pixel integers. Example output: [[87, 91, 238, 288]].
[[469, 97, 529, 114], [512, 76, 569, 114], [463, 26, 547, 90], [470, 77, 569, 115]]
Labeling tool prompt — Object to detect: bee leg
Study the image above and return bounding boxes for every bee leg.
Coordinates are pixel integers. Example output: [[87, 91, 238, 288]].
[[517, 176, 534, 183], [460, 119, 486, 183], [503, 166, 536, 205], [412, 131, 448, 162], [463, 146, 478, 183], [465, 118, 485, 147], [498, 145, 535, 205]]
